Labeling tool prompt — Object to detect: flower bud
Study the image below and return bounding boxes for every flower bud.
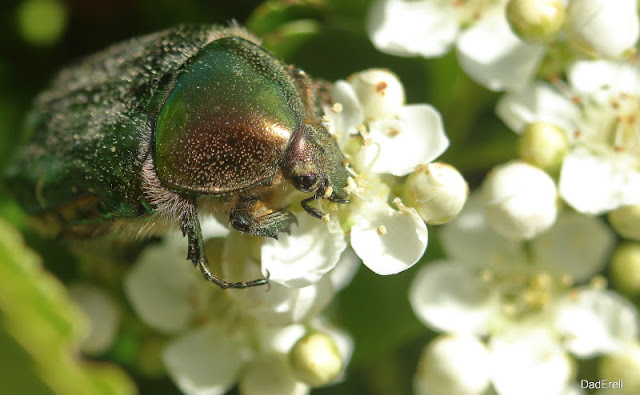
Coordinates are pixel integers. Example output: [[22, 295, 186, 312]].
[[518, 122, 568, 173], [507, 0, 566, 43], [404, 162, 468, 225], [289, 332, 343, 387], [608, 204, 640, 241], [483, 161, 558, 240], [415, 334, 490, 395], [610, 242, 640, 296], [348, 68, 405, 120], [598, 342, 640, 393]]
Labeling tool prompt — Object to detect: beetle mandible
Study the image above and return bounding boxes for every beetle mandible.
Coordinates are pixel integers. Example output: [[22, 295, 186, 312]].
[[6, 24, 350, 289]]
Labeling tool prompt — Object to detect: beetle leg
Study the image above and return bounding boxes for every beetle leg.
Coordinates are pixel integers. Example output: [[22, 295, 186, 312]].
[[229, 198, 297, 238], [181, 200, 268, 289], [301, 194, 325, 219]]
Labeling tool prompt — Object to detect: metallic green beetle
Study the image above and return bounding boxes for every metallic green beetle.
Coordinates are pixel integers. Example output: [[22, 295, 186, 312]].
[[6, 24, 350, 289]]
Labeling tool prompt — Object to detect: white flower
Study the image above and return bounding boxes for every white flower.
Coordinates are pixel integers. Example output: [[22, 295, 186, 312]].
[[368, 0, 639, 91], [261, 213, 347, 288], [497, 60, 640, 214], [482, 160, 558, 240], [324, 69, 454, 276], [162, 321, 352, 395], [409, 194, 637, 394], [566, 0, 639, 58], [488, 326, 573, 395], [367, 0, 545, 91], [224, 229, 359, 326]]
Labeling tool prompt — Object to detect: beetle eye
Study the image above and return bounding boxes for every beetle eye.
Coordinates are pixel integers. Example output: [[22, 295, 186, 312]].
[[293, 174, 318, 192]]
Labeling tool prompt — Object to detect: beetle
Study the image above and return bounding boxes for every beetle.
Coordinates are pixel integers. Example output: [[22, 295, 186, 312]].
[[5, 24, 350, 289]]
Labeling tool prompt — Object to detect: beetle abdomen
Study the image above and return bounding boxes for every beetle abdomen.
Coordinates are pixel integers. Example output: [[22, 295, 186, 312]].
[[5, 25, 237, 219]]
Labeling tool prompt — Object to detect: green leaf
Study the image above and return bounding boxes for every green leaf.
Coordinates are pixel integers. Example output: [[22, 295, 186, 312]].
[[0, 218, 136, 395], [247, 0, 327, 36]]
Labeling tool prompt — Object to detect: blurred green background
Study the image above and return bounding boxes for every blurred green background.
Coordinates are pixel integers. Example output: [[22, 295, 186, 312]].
[[0, 0, 515, 394]]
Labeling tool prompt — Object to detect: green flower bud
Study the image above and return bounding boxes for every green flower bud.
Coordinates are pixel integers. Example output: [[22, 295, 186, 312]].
[[507, 0, 566, 43], [289, 332, 343, 387], [608, 204, 640, 241], [518, 122, 568, 173], [598, 342, 640, 393], [610, 242, 640, 296]]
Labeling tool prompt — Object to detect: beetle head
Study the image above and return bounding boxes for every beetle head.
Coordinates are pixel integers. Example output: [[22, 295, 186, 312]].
[[281, 122, 349, 218]]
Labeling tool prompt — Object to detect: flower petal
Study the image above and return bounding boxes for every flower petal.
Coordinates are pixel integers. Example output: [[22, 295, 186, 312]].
[[222, 232, 336, 326], [489, 327, 572, 395], [68, 284, 120, 355], [163, 322, 246, 395], [456, 8, 545, 91], [326, 80, 364, 147], [496, 82, 579, 133], [568, 60, 640, 97], [559, 147, 640, 214], [366, 104, 449, 176], [351, 200, 427, 275], [441, 193, 524, 270], [328, 247, 360, 292], [367, 0, 458, 58], [409, 261, 498, 335], [553, 288, 639, 357], [200, 216, 230, 239], [124, 234, 211, 333], [566, 0, 639, 58], [262, 214, 346, 288], [532, 213, 614, 282]]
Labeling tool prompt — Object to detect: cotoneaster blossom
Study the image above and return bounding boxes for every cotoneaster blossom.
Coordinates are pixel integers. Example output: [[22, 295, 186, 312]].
[[320, 69, 454, 278], [409, 194, 638, 395], [124, 219, 355, 395], [497, 60, 640, 214], [367, 0, 639, 91], [367, 0, 545, 91]]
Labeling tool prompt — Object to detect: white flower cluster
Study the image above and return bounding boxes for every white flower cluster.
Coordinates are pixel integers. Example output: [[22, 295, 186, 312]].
[[498, 60, 640, 216], [364, 1, 640, 394], [368, 0, 639, 91], [411, 195, 638, 395], [122, 69, 468, 394], [124, 223, 354, 395]]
